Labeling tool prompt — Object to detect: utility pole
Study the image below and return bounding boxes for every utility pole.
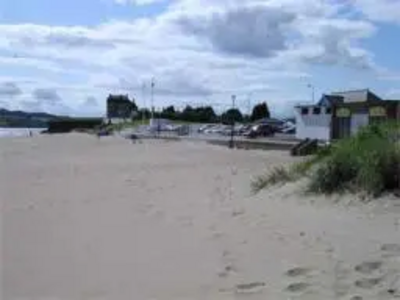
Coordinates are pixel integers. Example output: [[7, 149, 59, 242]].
[[229, 94, 236, 149], [247, 92, 252, 123], [141, 82, 146, 125], [307, 84, 315, 103], [150, 78, 155, 120]]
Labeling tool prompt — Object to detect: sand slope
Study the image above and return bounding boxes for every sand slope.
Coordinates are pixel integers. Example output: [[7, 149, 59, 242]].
[[2, 134, 400, 300]]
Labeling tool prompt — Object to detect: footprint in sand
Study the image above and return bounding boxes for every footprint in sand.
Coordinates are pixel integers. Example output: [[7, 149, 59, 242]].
[[219, 250, 238, 278], [354, 277, 382, 289], [235, 282, 266, 294], [285, 282, 311, 293], [349, 296, 364, 300], [381, 243, 400, 257], [284, 267, 313, 294], [218, 264, 237, 278], [354, 261, 383, 274], [231, 209, 245, 217], [210, 231, 225, 240], [376, 288, 400, 298], [285, 267, 311, 278]]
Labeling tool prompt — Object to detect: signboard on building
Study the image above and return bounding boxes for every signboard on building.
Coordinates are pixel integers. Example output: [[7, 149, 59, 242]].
[[336, 108, 351, 117], [369, 106, 386, 117]]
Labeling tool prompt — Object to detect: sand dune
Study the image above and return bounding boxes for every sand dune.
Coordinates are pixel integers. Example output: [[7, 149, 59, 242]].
[[2, 134, 400, 300]]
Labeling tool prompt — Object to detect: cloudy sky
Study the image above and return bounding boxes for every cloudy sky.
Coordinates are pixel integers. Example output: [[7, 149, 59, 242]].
[[0, 0, 400, 116]]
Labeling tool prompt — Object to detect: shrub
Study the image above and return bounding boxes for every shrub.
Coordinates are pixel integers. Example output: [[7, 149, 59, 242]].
[[251, 166, 295, 193], [253, 122, 400, 197], [308, 122, 399, 196]]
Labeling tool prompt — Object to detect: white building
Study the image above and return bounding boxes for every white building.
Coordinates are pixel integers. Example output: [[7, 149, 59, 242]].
[[294, 104, 332, 141], [294, 89, 382, 141]]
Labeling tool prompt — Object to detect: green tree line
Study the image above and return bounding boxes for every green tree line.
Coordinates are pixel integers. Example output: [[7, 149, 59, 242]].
[[106, 94, 271, 123]]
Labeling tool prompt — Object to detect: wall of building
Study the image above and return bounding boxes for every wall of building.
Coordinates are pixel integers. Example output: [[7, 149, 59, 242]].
[[332, 101, 400, 139], [295, 107, 332, 141], [350, 113, 369, 135]]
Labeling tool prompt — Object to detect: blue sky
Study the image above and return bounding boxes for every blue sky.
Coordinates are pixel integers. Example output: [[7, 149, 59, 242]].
[[0, 0, 400, 117], [1, 0, 169, 26]]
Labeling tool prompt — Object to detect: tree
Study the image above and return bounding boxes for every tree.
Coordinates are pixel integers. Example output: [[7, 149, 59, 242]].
[[180, 105, 194, 121], [179, 105, 217, 123], [199, 106, 217, 123], [164, 105, 175, 114], [250, 102, 270, 121], [138, 108, 151, 120], [106, 94, 138, 120], [221, 108, 243, 124], [160, 105, 177, 120]]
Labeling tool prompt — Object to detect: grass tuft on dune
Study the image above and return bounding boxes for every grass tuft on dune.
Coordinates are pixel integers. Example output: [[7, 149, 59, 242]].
[[253, 122, 400, 197]]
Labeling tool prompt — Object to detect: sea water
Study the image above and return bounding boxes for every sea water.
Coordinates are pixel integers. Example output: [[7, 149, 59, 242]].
[[0, 128, 46, 138]]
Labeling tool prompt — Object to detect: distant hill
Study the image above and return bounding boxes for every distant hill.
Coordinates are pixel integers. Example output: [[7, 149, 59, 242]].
[[0, 108, 64, 128]]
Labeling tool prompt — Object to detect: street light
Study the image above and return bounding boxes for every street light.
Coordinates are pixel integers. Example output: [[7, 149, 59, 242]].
[[141, 82, 146, 125], [229, 94, 236, 149], [307, 84, 315, 103], [247, 92, 252, 122], [150, 77, 155, 120]]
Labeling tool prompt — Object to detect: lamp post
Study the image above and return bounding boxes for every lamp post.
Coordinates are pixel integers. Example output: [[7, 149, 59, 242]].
[[150, 78, 155, 120], [141, 82, 146, 125], [229, 94, 236, 149], [247, 92, 252, 123], [307, 84, 315, 103]]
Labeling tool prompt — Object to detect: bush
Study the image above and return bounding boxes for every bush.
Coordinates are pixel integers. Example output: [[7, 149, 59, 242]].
[[251, 166, 295, 193], [308, 122, 400, 196], [253, 122, 400, 197]]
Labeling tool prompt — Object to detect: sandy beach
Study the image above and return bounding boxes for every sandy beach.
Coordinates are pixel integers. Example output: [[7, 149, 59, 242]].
[[2, 133, 400, 300]]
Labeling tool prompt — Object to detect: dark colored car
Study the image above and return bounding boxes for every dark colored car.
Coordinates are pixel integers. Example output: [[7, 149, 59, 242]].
[[243, 124, 276, 138]]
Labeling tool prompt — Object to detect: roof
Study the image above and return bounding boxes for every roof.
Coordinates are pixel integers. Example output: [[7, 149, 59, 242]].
[[294, 104, 322, 109], [330, 89, 381, 103], [317, 94, 344, 106], [294, 89, 384, 109]]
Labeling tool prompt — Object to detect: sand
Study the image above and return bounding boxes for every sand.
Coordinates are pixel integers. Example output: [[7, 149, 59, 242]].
[[2, 133, 400, 300]]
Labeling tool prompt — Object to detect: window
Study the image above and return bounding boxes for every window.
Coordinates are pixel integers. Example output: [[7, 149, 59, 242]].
[[326, 107, 332, 114], [313, 107, 321, 115], [301, 108, 309, 115]]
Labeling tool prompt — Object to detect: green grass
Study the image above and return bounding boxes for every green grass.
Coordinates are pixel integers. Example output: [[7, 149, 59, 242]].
[[251, 166, 295, 193], [252, 121, 400, 197]]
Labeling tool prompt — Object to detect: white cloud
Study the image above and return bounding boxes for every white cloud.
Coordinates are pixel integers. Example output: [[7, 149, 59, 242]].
[[353, 0, 400, 23], [0, 55, 66, 73], [386, 89, 400, 99], [0, 0, 391, 116]]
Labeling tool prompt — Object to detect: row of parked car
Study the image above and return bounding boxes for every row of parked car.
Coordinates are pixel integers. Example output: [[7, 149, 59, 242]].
[[135, 119, 296, 138], [198, 122, 295, 138]]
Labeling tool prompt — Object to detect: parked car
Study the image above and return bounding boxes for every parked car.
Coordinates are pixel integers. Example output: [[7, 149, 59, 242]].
[[204, 124, 227, 134], [220, 124, 247, 136], [198, 124, 216, 133], [281, 125, 296, 134], [238, 124, 252, 135], [243, 124, 276, 138]]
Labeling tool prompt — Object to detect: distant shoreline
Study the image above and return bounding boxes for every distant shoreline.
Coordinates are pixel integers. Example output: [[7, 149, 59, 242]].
[[0, 127, 46, 138]]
